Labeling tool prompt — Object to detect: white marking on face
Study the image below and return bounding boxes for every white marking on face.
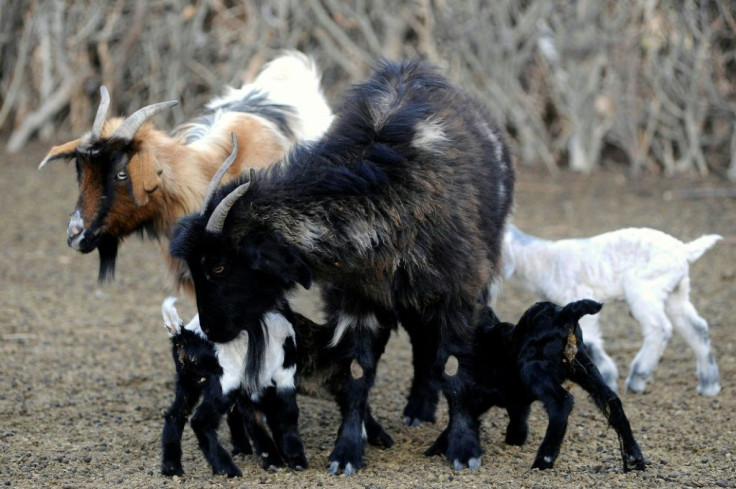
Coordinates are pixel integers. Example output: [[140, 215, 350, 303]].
[[329, 312, 379, 347], [67, 209, 86, 250]]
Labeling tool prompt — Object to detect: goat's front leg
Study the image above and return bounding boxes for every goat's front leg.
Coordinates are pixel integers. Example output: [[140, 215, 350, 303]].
[[569, 347, 646, 472], [523, 365, 573, 470], [190, 386, 242, 477], [422, 309, 482, 470], [327, 311, 392, 475], [161, 374, 205, 476], [258, 387, 308, 470]]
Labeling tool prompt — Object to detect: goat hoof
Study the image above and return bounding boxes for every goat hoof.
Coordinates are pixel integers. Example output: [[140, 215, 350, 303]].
[[327, 460, 357, 476], [697, 382, 721, 397], [259, 451, 285, 471], [161, 462, 184, 477], [623, 454, 647, 472], [532, 456, 555, 470], [402, 398, 437, 426]]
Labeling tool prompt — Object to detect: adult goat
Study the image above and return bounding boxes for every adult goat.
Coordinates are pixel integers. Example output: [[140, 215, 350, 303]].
[[38, 51, 333, 287], [170, 59, 515, 474]]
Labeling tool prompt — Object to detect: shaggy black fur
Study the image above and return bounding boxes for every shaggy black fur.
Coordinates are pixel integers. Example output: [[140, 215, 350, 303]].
[[171, 59, 514, 472], [470, 300, 647, 472]]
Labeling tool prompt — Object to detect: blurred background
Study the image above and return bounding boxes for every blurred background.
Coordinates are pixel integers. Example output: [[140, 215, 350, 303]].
[[1, 0, 735, 178]]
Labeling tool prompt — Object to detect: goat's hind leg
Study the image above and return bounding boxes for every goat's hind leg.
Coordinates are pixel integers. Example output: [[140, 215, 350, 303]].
[[523, 365, 574, 470], [666, 278, 721, 396], [569, 347, 646, 472]]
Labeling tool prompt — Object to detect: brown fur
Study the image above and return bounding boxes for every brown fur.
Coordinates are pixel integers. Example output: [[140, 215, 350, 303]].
[[42, 110, 298, 293]]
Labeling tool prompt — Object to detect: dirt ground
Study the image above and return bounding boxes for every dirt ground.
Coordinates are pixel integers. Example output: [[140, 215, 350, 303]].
[[1, 142, 734, 489]]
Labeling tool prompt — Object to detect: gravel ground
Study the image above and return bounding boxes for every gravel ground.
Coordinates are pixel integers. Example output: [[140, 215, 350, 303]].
[[1, 142, 734, 489]]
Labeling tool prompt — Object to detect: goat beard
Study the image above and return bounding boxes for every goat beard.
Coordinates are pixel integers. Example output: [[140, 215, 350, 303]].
[[97, 234, 119, 283]]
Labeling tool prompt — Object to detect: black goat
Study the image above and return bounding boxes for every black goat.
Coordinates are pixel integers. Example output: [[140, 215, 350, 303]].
[[159, 298, 393, 477], [469, 300, 647, 472], [170, 59, 514, 473]]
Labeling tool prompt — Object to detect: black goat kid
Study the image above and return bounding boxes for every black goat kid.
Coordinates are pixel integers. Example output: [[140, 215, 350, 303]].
[[159, 298, 393, 477], [160, 298, 306, 477], [170, 59, 514, 473], [470, 300, 647, 472]]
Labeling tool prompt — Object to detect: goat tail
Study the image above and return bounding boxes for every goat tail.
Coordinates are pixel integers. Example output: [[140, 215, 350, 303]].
[[685, 234, 722, 263], [252, 51, 334, 142]]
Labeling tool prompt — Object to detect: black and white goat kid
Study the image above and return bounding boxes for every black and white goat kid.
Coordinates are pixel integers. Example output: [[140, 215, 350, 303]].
[[470, 300, 647, 472], [160, 297, 306, 477], [170, 60, 515, 473]]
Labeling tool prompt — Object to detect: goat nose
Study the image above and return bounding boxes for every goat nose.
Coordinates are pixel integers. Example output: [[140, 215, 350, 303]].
[[67, 210, 85, 247]]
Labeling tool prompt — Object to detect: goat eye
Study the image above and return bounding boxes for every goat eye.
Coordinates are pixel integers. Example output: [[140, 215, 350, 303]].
[[116, 170, 128, 181], [212, 265, 225, 275]]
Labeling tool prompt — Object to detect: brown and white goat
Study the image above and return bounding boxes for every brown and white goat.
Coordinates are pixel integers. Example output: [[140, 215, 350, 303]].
[[38, 52, 333, 287]]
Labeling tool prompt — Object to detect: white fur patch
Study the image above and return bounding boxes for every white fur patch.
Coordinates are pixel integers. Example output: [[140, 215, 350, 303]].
[[329, 312, 380, 347], [211, 311, 297, 396], [413, 118, 448, 152], [215, 331, 250, 395], [286, 283, 327, 324]]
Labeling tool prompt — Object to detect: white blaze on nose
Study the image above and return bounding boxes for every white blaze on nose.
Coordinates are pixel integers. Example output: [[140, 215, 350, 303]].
[[67, 209, 86, 249]]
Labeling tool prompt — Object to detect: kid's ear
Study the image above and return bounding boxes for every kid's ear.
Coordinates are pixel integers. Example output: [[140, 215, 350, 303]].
[[560, 299, 603, 323], [245, 240, 312, 289]]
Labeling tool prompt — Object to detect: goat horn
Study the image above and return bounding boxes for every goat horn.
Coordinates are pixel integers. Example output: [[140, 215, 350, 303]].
[[201, 133, 238, 215], [91, 86, 110, 138], [205, 182, 251, 234], [111, 99, 178, 141]]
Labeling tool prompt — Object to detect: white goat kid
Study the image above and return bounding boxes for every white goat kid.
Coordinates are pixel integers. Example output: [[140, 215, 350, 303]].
[[503, 224, 722, 396]]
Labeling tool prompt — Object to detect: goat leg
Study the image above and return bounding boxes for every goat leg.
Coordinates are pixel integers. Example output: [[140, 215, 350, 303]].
[[328, 317, 392, 475], [161, 375, 203, 476], [258, 387, 308, 470], [569, 347, 646, 472], [235, 396, 285, 470], [525, 368, 574, 470], [504, 401, 531, 446], [190, 387, 242, 477], [226, 404, 253, 456], [365, 404, 393, 448], [400, 314, 440, 425]]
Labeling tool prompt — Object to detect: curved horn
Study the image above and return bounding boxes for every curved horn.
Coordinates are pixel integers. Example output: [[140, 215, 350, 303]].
[[201, 133, 238, 214], [91, 86, 111, 138], [205, 182, 251, 234], [111, 99, 178, 141]]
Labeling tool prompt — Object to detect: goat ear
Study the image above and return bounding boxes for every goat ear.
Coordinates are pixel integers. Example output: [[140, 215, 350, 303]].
[[38, 139, 80, 169], [245, 241, 313, 289], [560, 299, 603, 323], [127, 146, 162, 206]]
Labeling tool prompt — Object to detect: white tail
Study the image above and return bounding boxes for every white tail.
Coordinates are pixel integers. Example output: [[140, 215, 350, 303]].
[[685, 234, 722, 263]]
